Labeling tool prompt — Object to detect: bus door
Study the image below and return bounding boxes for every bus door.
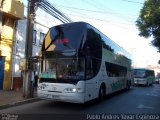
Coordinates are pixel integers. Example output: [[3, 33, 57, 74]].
[[85, 57, 98, 101]]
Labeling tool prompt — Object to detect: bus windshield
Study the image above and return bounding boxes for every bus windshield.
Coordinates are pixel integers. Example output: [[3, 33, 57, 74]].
[[42, 23, 86, 52], [39, 58, 85, 83], [133, 69, 145, 78]]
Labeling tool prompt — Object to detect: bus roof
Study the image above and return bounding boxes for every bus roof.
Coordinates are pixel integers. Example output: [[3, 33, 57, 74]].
[[132, 68, 154, 71], [42, 21, 131, 60]]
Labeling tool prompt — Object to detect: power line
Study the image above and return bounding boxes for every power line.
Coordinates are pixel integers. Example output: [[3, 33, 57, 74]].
[[40, 3, 134, 27], [79, 0, 137, 20], [40, 2, 68, 23], [63, 13, 137, 32], [55, 4, 136, 25], [120, 0, 144, 4], [55, 4, 136, 22], [34, 20, 50, 28], [44, 0, 72, 22], [34, 0, 138, 32], [53, 4, 114, 14], [35, 11, 62, 27], [36, 5, 136, 32], [27, 0, 73, 23], [65, 13, 110, 22]]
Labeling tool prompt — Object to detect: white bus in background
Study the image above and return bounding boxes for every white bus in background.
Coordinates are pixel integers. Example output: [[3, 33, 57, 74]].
[[155, 72, 160, 84], [132, 68, 155, 86], [37, 22, 132, 103]]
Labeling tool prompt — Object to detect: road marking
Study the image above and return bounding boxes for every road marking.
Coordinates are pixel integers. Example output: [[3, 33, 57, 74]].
[[146, 93, 158, 97], [137, 104, 154, 109], [154, 88, 160, 91]]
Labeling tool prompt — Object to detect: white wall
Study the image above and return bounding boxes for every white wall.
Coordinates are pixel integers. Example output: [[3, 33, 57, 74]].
[[13, 19, 27, 77], [13, 7, 64, 77]]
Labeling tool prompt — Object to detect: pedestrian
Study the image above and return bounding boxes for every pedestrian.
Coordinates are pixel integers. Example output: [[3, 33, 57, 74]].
[[34, 71, 38, 87], [30, 71, 35, 97]]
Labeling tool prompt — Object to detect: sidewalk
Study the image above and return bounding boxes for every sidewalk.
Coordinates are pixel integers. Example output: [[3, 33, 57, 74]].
[[0, 89, 40, 110]]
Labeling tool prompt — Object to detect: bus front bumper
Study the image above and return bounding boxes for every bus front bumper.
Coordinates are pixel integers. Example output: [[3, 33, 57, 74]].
[[37, 90, 85, 103], [134, 79, 147, 85]]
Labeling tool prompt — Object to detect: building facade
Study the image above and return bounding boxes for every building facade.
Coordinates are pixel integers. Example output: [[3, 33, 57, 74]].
[[0, 0, 24, 90], [12, 19, 50, 90]]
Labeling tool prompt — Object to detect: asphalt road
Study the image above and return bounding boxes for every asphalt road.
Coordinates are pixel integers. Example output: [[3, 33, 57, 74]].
[[0, 84, 160, 120]]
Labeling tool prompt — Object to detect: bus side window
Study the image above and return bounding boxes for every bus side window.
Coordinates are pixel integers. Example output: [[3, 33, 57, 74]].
[[86, 57, 93, 79], [92, 58, 101, 76]]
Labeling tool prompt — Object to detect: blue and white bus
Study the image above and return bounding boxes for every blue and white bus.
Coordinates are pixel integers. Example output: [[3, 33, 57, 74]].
[[37, 22, 132, 103]]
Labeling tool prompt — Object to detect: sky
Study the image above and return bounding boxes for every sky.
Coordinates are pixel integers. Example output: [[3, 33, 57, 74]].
[[22, 0, 160, 68]]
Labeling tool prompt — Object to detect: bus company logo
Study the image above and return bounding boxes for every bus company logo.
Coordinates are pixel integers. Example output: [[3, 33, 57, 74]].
[[54, 38, 69, 44]]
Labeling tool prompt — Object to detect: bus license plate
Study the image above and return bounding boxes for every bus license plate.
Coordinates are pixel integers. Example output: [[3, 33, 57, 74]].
[[47, 94, 59, 99]]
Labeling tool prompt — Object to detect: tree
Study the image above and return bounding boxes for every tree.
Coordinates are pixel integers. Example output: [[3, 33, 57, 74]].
[[136, 0, 160, 51]]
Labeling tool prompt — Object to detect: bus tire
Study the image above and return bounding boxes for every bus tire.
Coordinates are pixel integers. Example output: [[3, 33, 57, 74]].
[[126, 80, 130, 90], [98, 84, 105, 102]]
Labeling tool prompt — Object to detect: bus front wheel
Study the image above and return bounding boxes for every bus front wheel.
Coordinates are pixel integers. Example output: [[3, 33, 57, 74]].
[[98, 84, 105, 102]]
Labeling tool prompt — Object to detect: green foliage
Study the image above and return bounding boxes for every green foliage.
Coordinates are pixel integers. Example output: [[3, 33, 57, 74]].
[[136, 0, 160, 51]]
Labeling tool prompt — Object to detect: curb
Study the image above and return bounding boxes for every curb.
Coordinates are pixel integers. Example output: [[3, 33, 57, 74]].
[[0, 98, 41, 110]]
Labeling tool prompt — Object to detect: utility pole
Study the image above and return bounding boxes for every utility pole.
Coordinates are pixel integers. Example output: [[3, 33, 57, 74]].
[[23, 0, 37, 98]]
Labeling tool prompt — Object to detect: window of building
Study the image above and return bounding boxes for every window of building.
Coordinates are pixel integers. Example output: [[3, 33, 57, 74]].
[[40, 32, 45, 46], [33, 30, 37, 45]]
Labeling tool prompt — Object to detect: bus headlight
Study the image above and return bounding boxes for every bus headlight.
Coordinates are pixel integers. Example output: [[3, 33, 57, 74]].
[[63, 88, 82, 93], [38, 84, 48, 90]]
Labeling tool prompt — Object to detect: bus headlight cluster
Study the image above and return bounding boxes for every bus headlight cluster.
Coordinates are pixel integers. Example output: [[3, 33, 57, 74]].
[[63, 88, 82, 93], [38, 84, 48, 90]]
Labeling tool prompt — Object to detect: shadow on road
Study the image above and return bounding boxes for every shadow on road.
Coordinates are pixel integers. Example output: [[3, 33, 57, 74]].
[[43, 88, 134, 111]]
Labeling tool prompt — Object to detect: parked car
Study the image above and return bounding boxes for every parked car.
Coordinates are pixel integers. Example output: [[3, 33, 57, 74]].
[[155, 76, 160, 84]]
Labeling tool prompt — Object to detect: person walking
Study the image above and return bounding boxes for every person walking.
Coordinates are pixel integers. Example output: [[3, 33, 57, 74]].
[[30, 71, 35, 97]]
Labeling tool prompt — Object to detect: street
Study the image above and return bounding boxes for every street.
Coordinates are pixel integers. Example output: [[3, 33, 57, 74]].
[[0, 84, 160, 120]]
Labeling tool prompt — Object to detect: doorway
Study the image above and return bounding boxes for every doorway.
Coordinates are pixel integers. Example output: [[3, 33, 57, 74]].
[[0, 57, 5, 90]]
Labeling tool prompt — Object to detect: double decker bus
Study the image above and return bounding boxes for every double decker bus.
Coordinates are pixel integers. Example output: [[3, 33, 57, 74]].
[[37, 22, 132, 103], [133, 68, 155, 86]]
